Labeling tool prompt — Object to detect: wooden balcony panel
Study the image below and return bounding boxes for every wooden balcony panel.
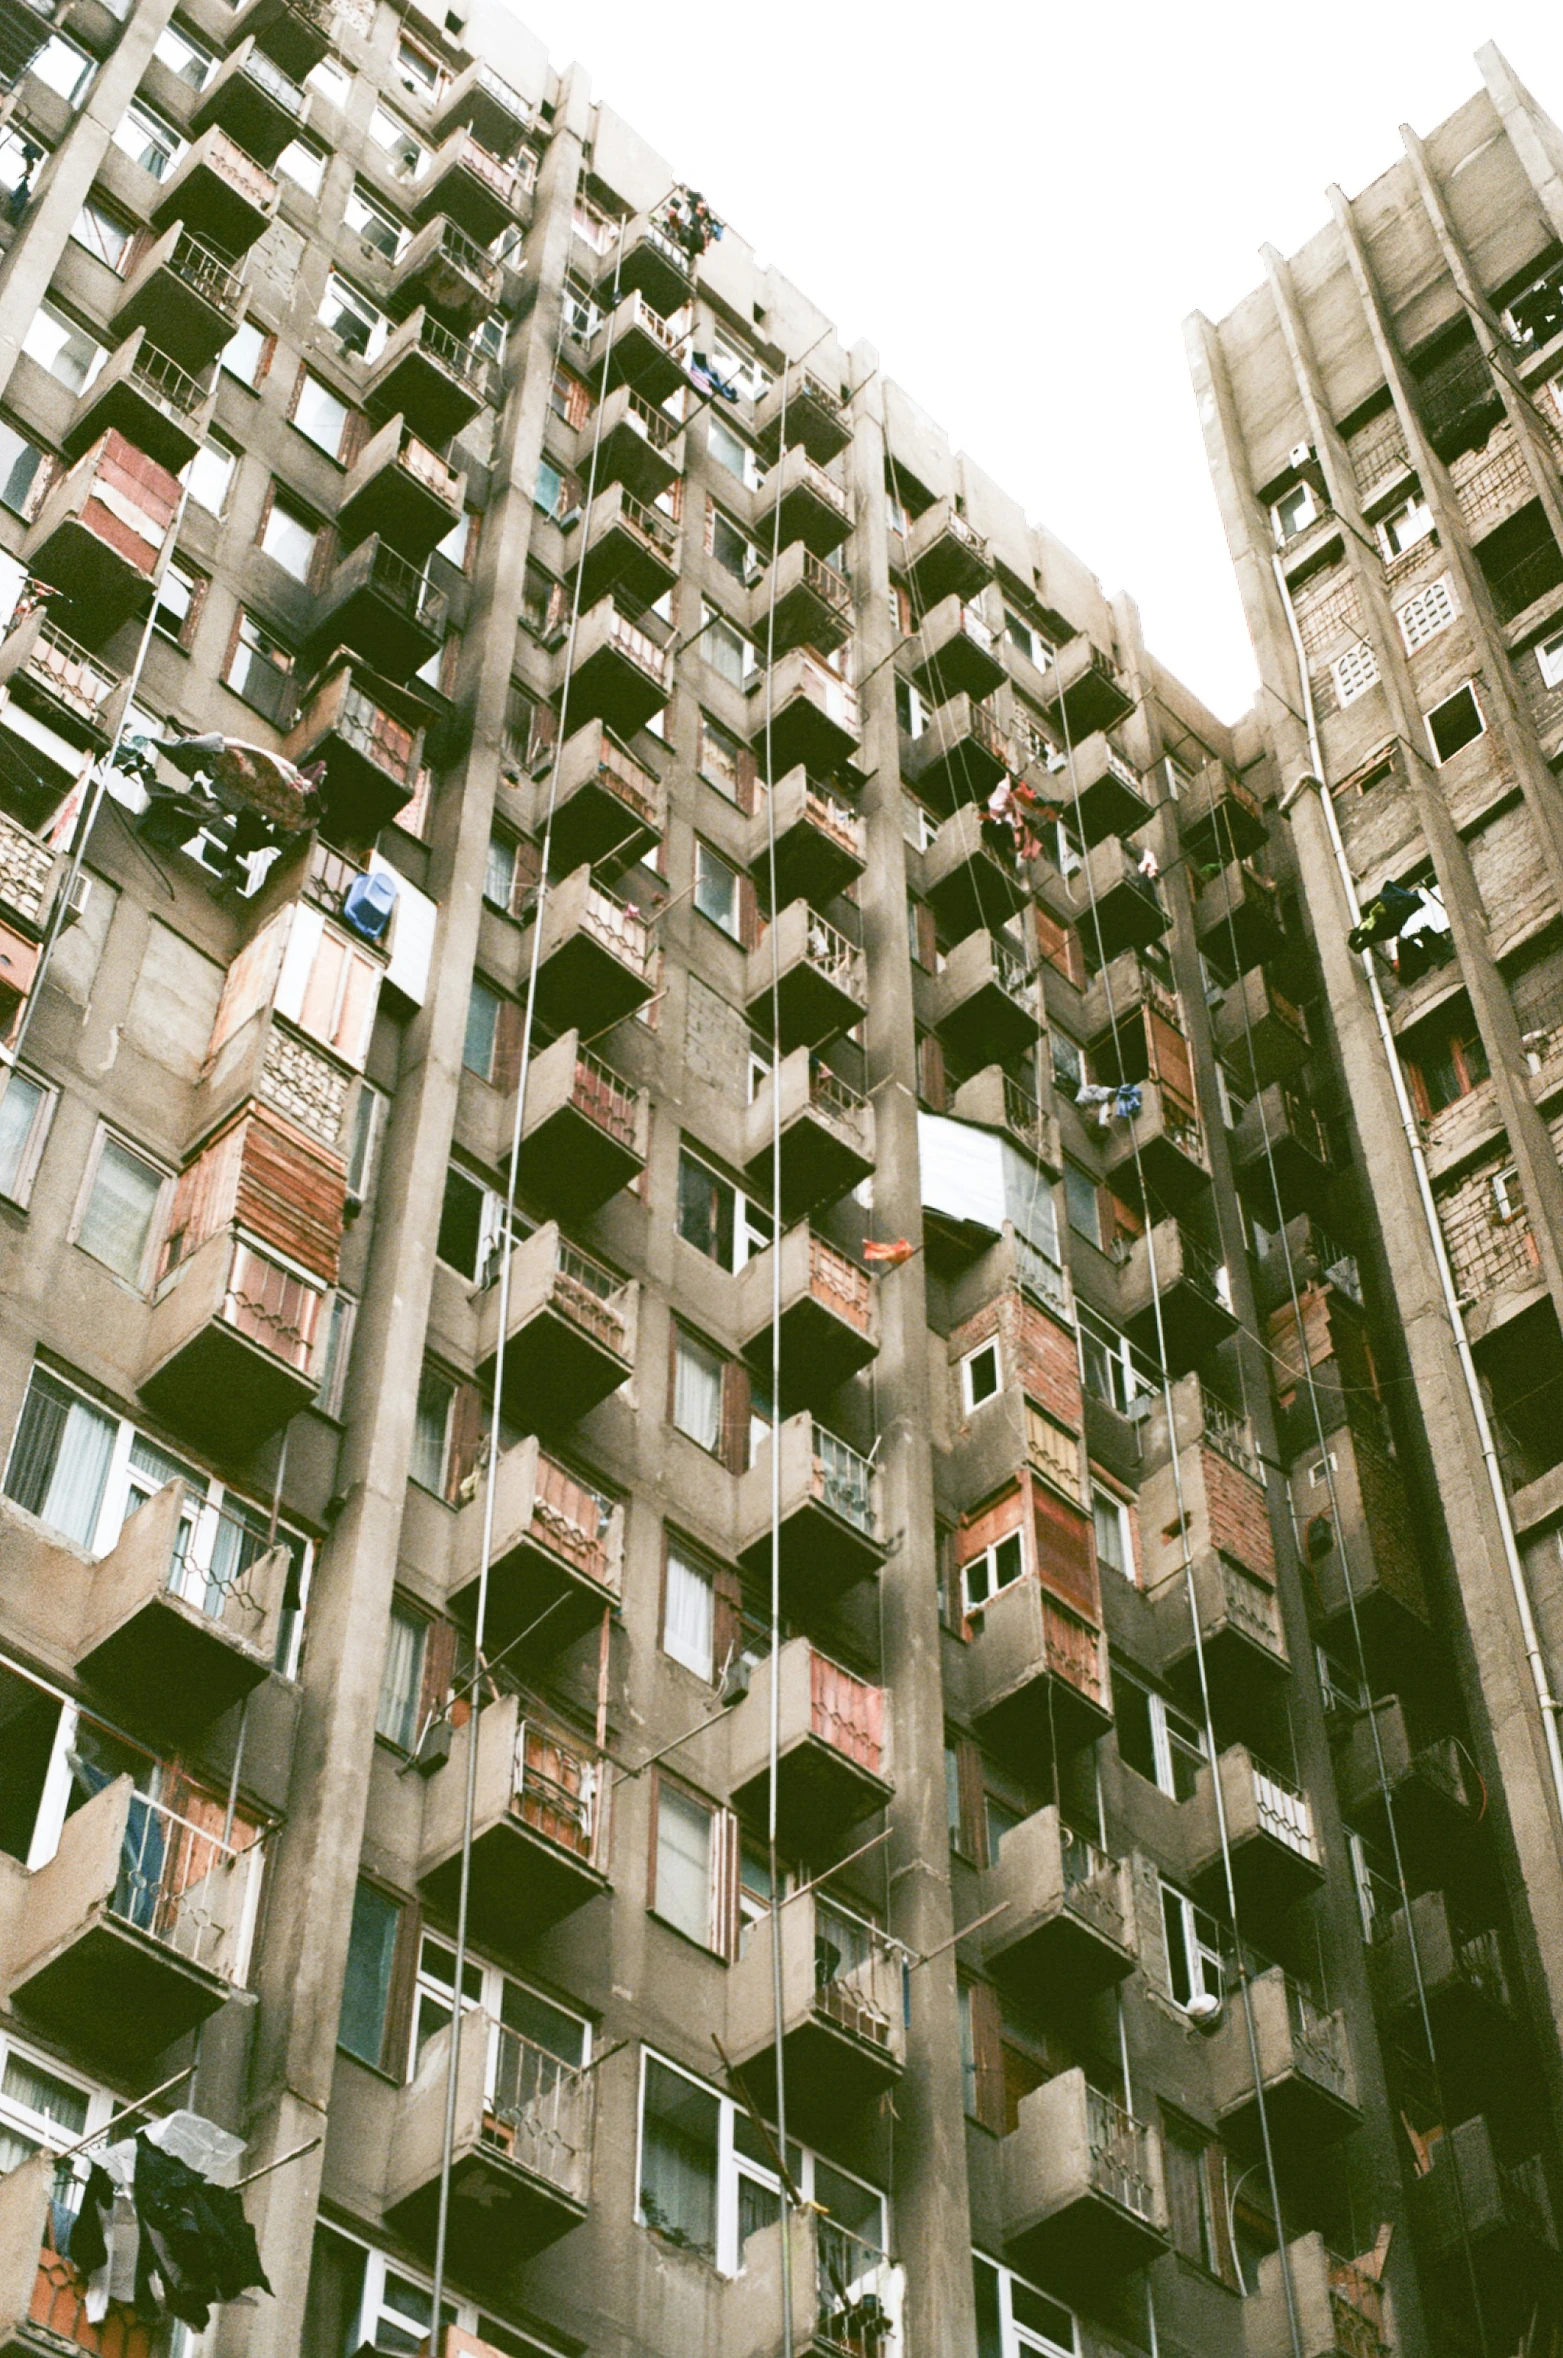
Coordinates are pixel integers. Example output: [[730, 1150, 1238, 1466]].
[[725, 1637, 891, 1850], [739, 1225, 878, 1411], [449, 1434, 622, 1661], [419, 1692, 609, 1952], [475, 1222, 635, 1434], [140, 1224, 322, 1456]]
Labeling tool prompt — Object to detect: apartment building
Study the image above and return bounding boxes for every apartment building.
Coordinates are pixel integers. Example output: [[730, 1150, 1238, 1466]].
[[0, 2, 1521, 2356]]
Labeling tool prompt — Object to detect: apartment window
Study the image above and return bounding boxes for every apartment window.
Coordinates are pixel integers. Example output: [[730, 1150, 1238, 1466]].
[[548, 364, 590, 429], [1050, 1030, 1084, 1094], [3, 1367, 115, 1547], [895, 675, 929, 738], [962, 1524, 1025, 1616], [70, 202, 132, 270], [338, 1881, 402, 2065], [438, 507, 474, 570], [463, 978, 501, 1079], [0, 1071, 53, 1204], [1161, 1881, 1227, 2011], [1003, 611, 1053, 670], [639, 2055, 721, 2258], [1116, 1669, 1205, 1800], [1163, 2118, 1234, 2282], [376, 1606, 427, 1750], [313, 1289, 356, 1417], [1270, 481, 1317, 541], [707, 416, 758, 487], [672, 1328, 725, 1454], [152, 23, 213, 84], [436, 1163, 508, 1283], [305, 2226, 550, 2358], [973, 2255, 1077, 2357], [961, 1338, 1002, 1411], [366, 104, 425, 181], [663, 1542, 716, 1680], [534, 457, 581, 523], [1064, 1162, 1103, 1248], [152, 559, 201, 648], [1332, 642, 1379, 705], [653, 1782, 721, 1947], [484, 834, 520, 913], [224, 613, 294, 722], [293, 373, 352, 459], [885, 488, 909, 537], [1396, 574, 1456, 652], [711, 508, 759, 585], [700, 610, 755, 689], [346, 1083, 384, 1204], [1537, 627, 1563, 690], [21, 304, 103, 395], [0, 2036, 98, 2177], [222, 314, 270, 384], [261, 493, 319, 582], [694, 842, 741, 938], [1405, 1009, 1489, 1116], [698, 712, 749, 802], [345, 182, 403, 261], [1379, 491, 1433, 557], [1427, 683, 1484, 763], [676, 1148, 769, 1269], [1093, 1491, 1132, 1580], [184, 436, 236, 517], [394, 33, 441, 93], [1078, 1305, 1152, 1415], [111, 102, 182, 180], [319, 274, 388, 362], [410, 1368, 455, 1494], [76, 1133, 164, 1285]]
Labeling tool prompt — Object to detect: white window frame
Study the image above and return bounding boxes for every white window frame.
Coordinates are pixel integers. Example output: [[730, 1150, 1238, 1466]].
[[960, 1522, 1026, 1618], [1160, 1878, 1226, 2011], [366, 103, 426, 181], [324, 2221, 566, 2358], [313, 1288, 357, 1417], [346, 1081, 385, 1204], [1118, 1670, 1206, 1800], [0, 1068, 56, 1205], [676, 1145, 770, 1271], [1332, 641, 1379, 706], [0, 2029, 114, 2210], [663, 1539, 716, 1680], [111, 101, 184, 180], [1378, 491, 1434, 559], [960, 1337, 1003, 1413], [1491, 1164, 1524, 1223], [1271, 481, 1318, 542], [261, 491, 319, 581], [975, 2252, 1078, 2357], [694, 840, 742, 938], [152, 22, 213, 85], [699, 606, 757, 689], [306, 55, 351, 107], [1537, 626, 1563, 691], [71, 1125, 169, 1288], [1078, 1304, 1155, 1416], [1395, 573, 1456, 653], [1092, 1489, 1133, 1582], [1426, 681, 1485, 765], [345, 180, 405, 261], [707, 415, 760, 489], [318, 272, 389, 362]]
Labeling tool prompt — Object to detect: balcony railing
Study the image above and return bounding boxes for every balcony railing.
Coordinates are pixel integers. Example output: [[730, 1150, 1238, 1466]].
[[112, 1792, 262, 1981], [1251, 1757, 1317, 1860], [595, 603, 671, 687], [162, 226, 247, 314], [510, 1717, 605, 1867], [223, 1234, 322, 1372], [1200, 1385, 1263, 1480], [814, 2219, 899, 2358], [570, 1046, 640, 1150], [328, 536, 448, 632], [802, 911, 866, 998], [812, 1423, 878, 1535], [484, 2022, 594, 2203], [1085, 2085, 1161, 2223], [200, 126, 278, 210], [330, 683, 421, 786], [1002, 1074, 1050, 1157], [1325, 2247, 1390, 2358], [22, 620, 121, 725], [813, 1899, 899, 2052], [530, 1447, 618, 1588], [993, 937, 1033, 1006], [414, 309, 492, 393], [1060, 1825, 1132, 1948], [165, 1495, 279, 1645], [811, 1650, 884, 1777], [551, 1235, 634, 1356], [582, 879, 652, 970], [1013, 1234, 1072, 1320], [621, 386, 680, 451], [1282, 1973, 1354, 2103], [810, 1060, 867, 1132], [809, 1232, 873, 1331]]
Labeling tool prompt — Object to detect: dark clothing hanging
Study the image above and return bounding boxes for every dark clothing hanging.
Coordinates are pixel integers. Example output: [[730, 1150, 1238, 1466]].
[[132, 2134, 271, 2329], [1346, 879, 1426, 952]]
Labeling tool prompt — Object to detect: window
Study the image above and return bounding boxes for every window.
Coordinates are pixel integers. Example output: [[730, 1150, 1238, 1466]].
[[394, 34, 441, 93], [21, 304, 104, 395], [0, 2034, 100, 2180], [261, 493, 319, 582], [663, 1541, 716, 1680], [304, 2225, 554, 2358], [534, 457, 579, 522], [28, 31, 91, 101], [711, 509, 759, 585], [313, 1289, 356, 1417], [1064, 1162, 1102, 1249], [1332, 642, 1379, 705], [1050, 1029, 1084, 1094], [1271, 481, 1317, 541], [1161, 1881, 1226, 2010], [700, 610, 755, 689], [654, 1782, 721, 1947], [639, 2055, 721, 2258], [484, 834, 521, 913], [224, 613, 293, 721], [319, 274, 388, 361], [338, 1880, 402, 2065], [293, 373, 352, 458], [1078, 1305, 1154, 1414], [1379, 492, 1434, 557], [1002, 611, 1053, 671], [962, 1524, 1025, 1615], [676, 1148, 770, 1269], [1163, 2118, 1234, 2282], [111, 102, 182, 179], [974, 2254, 1077, 2357], [895, 676, 929, 738], [152, 558, 200, 647], [1116, 1670, 1205, 1800], [345, 181, 403, 261], [1092, 1491, 1132, 1580], [961, 1338, 1002, 1411], [221, 318, 268, 386], [463, 978, 501, 1079], [1538, 627, 1563, 690], [1406, 1009, 1489, 1115], [3, 1367, 115, 1547], [0, 423, 46, 520], [410, 1368, 454, 1493], [672, 1328, 725, 1453], [1396, 574, 1456, 652], [152, 23, 212, 85], [0, 1070, 53, 1203], [76, 1133, 163, 1284], [347, 1083, 385, 1204], [186, 438, 236, 515], [694, 842, 742, 938], [376, 1605, 426, 1749], [436, 1163, 509, 1283], [437, 508, 474, 570], [366, 105, 425, 181], [698, 713, 748, 803], [1427, 682, 1484, 762], [307, 55, 351, 107], [708, 416, 758, 487]]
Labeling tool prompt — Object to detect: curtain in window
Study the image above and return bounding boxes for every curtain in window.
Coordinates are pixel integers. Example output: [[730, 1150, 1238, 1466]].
[[377, 1610, 424, 1749], [0, 1072, 42, 1196], [673, 1338, 722, 1452], [663, 1549, 714, 1680], [411, 1371, 451, 1491], [5, 1372, 116, 1548], [639, 2059, 719, 2257], [79, 1139, 159, 1279], [655, 1786, 712, 1943]]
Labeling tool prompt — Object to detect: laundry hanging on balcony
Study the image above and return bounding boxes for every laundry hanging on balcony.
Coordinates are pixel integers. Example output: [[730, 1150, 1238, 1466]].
[[688, 350, 740, 403], [1075, 1080, 1142, 1127], [66, 2112, 271, 2330], [135, 734, 325, 879], [1345, 879, 1427, 953], [665, 187, 724, 259]]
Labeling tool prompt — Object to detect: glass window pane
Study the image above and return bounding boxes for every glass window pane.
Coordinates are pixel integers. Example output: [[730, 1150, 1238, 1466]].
[[78, 1137, 160, 1280], [673, 1333, 723, 1452], [655, 1786, 712, 1942], [663, 1547, 714, 1679], [262, 498, 317, 581], [376, 1606, 425, 1748], [463, 981, 499, 1078], [639, 2058, 719, 2258], [186, 440, 236, 514], [0, 1072, 45, 1198], [338, 1881, 400, 2063], [294, 374, 350, 456], [410, 1369, 452, 1492], [4, 1369, 114, 1546]]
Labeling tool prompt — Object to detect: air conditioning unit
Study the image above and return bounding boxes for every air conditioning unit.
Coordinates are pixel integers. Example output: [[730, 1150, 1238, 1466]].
[[1288, 442, 1314, 471]]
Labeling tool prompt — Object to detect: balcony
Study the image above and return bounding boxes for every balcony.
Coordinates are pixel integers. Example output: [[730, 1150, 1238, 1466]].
[[410, 128, 526, 245], [141, 1224, 323, 1455], [1054, 732, 1153, 847], [112, 224, 245, 371], [284, 661, 423, 840], [596, 211, 692, 318], [1211, 966, 1310, 1093], [916, 801, 1027, 936], [1415, 2118, 1558, 2288], [0, 2152, 162, 2358], [920, 930, 1041, 1071], [1244, 2234, 1394, 2358], [1231, 1085, 1333, 1221], [725, 1637, 891, 1848], [952, 1067, 1062, 1172], [740, 1226, 878, 1410], [565, 483, 680, 616], [585, 289, 686, 403], [1098, 1081, 1210, 1211], [1190, 1746, 1324, 1912], [511, 1028, 647, 1216], [64, 331, 211, 476], [150, 127, 278, 257], [76, 1478, 284, 1733], [753, 446, 852, 560], [338, 414, 465, 560], [1036, 636, 1135, 737], [420, 1692, 609, 1949], [1118, 1218, 1236, 1376], [366, 305, 491, 443], [1194, 856, 1286, 971], [726, 1892, 903, 2131], [905, 497, 992, 604], [1334, 1697, 1476, 1871], [592, 381, 684, 503], [733, 2213, 904, 2358], [1002, 2072, 1168, 2281], [901, 693, 1010, 813], [565, 597, 671, 738], [1372, 1891, 1516, 2051], [542, 717, 663, 873], [1414, 339, 1503, 463], [0, 614, 120, 751], [228, 0, 333, 77], [430, 58, 531, 158], [967, 1577, 1112, 1773], [519, 863, 656, 1034], [7, 1775, 259, 2065], [305, 536, 445, 686], [389, 214, 500, 335], [450, 1434, 621, 1661], [1179, 755, 1268, 864], [749, 769, 864, 912], [1210, 1966, 1359, 2149], [1069, 835, 1168, 959], [1148, 1550, 1289, 1695], [190, 37, 307, 167], [749, 544, 853, 660], [1253, 1214, 1360, 1318], [476, 1223, 635, 1433], [754, 364, 852, 466], [907, 594, 1006, 701], [386, 2008, 591, 2268], [25, 431, 178, 635], [745, 902, 867, 1053], [750, 649, 861, 779], [980, 1808, 1136, 1995], [736, 1413, 887, 1605], [744, 1049, 874, 1219]]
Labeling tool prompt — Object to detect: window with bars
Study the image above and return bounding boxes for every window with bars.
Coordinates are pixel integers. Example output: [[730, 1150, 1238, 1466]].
[[1396, 573, 1456, 652]]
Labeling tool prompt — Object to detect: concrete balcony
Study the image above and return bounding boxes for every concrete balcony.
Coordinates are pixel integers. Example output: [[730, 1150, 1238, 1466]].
[[726, 1892, 903, 2130], [1052, 731, 1153, 847], [1210, 1966, 1359, 2149], [0, 2152, 166, 2358], [750, 649, 861, 779], [747, 769, 865, 911], [1194, 855, 1286, 972], [283, 660, 423, 840], [450, 1433, 622, 1660], [150, 127, 277, 256], [1147, 1550, 1289, 1696], [141, 1224, 323, 1456], [1001, 2072, 1168, 2281], [725, 1636, 891, 1848], [429, 58, 531, 158], [1178, 755, 1267, 863], [476, 1223, 636, 1432], [1371, 1891, 1516, 2051], [366, 305, 491, 444], [1415, 2117, 1558, 2291], [915, 801, 1027, 936], [908, 593, 1005, 701], [595, 211, 692, 318], [389, 213, 500, 335], [0, 614, 121, 754], [1290, 1416, 1433, 1648], [1244, 2233, 1395, 2358], [1098, 1080, 1210, 1211], [305, 535, 446, 687], [25, 431, 178, 636], [901, 693, 1010, 813], [1253, 1215, 1358, 1317], [1036, 636, 1135, 737], [735, 1414, 887, 1607], [6, 1776, 260, 2066], [740, 1225, 878, 1410], [754, 364, 852, 466], [410, 127, 527, 246], [967, 1576, 1113, 1774], [565, 598, 671, 738], [511, 1028, 647, 1216], [745, 902, 867, 1053], [749, 544, 853, 660], [1079, 942, 1183, 1043], [585, 289, 686, 402], [566, 482, 679, 616], [420, 1692, 609, 1949], [919, 929, 1041, 1070], [1190, 1746, 1324, 1913], [190, 36, 307, 167], [229, 0, 333, 77], [64, 330, 211, 476], [905, 497, 992, 604], [1118, 1218, 1236, 1377], [76, 1478, 285, 1734], [753, 446, 852, 560], [980, 1808, 1136, 1995], [951, 1067, 1062, 1173], [1334, 1697, 1477, 1873], [731, 2214, 904, 2358], [1231, 1085, 1333, 1221], [543, 717, 664, 873], [592, 381, 684, 503], [338, 414, 464, 560], [743, 1049, 874, 1219], [1210, 966, 1310, 1094], [385, 2008, 591, 2269], [112, 223, 245, 371], [519, 863, 657, 1034], [1070, 835, 1168, 959]]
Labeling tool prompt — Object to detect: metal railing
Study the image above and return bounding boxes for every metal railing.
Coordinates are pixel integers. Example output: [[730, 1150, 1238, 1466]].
[[613, 487, 678, 554], [1282, 1974, 1352, 2096], [589, 733, 660, 822], [808, 1233, 873, 1331], [635, 213, 694, 279], [396, 430, 462, 503], [810, 1650, 885, 1776], [111, 1793, 261, 1982], [811, 1424, 878, 1534], [1060, 1825, 1130, 1943], [992, 935, 1033, 1005], [623, 386, 680, 450], [239, 46, 306, 113], [222, 1235, 323, 1372], [126, 343, 207, 420], [1485, 537, 1563, 623], [414, 310, 491, 393], [166, 228, 245, 315], [1199, 1385, 1262, 1480], [165, 1496, 276, 1643], [599, 604, 670, 684], [1325, 2250, 1390, 2358], [810, 1060, 867, 1130], [24, 621, 119, 723], [814, 2219, 898, 2358], [570, 1047, 640, 1148], [802, 549, 852, 611], [551, 1236, 633, 1356], [485, 2024, 593, 2201], [802, 912, 866, 997], [1085, 2085, 1160, 2220], [1001, 1074, 1049, 1155], [325, 536, 448, 633], [511, 1719, 603, 1864], [1250, 1757, 1317, 1860], [599, 289, 679, 355], [1414, 341, 1497, 441], [813, 1899, 896, 2049], [418, 215, 499, 291], [331, 684, 420, 784], [582, 879, 652, 969], [530, 1449, 618, 1588]]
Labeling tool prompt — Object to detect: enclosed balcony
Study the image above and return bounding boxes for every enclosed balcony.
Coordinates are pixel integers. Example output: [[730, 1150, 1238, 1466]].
[[390, 214, 501, 334], [1119, 1218, 1236, 1377], [981, 1809, 1136, 1996], [905, 497, 992, 604], [112, 224, 245, 371], [338, 415, 465, 560], [305, 536, 446, 686], [511, 1028, 647, 1216], [430, 58, 532, 157], [726, 1637, 891, 1848], [901, 693, 1010, 813], [1231, 1085, 1333, 1220], [25, 431, 178, 635], [366, 305, 491, 444], [190, 37, 307, 167], [76, 1478, 284, 1734], [1036, 636, 1135, 737], [565, 598, 672, 737], [1178, 755, 1268, 863], [1054, 732, 1153, 847], [749, 544, 853, 660], [736, 1414, 886, 1604], [284, 661, 423, 840], [386, 2008, 591, 2269], [1002, 2073, 1168, 2281], [1098, 1082, 1210, 1212], [593, 381, 684, 503], [920, 929, 1041, 1070], [519, 863, 656, 1034], [1190, 1746, 1324, 1913], [907, 593, 1005, 701], [1211, 967, 1310, 1094], [751, 649, 861, 779], [1334, 1697, 1477, 1871], [7, 1775, 260, 2066], [1194, 856, 1286, 972], [565, 483, 680, 615], [65, 332, 211, 476], [585, 289, 685, 402], [1415, 2118, 1558, 2289], [1210, 1967, 1359, 2149], [228, 0, 333, 77], [727, 1892, 903, 2135], [740, 1226, 878, 1410], [1244, 2234, 1394, 2358], [141, 1224, 323, 1455], [748, 769, 864, 912], [1149, 1550, 1289, 1695], [544, 717, 664, 873], [410, 128, 526, 245], [745, 902, 866, 1053], [476, 1223, 635, 1432], [0, 615, 120, 754], [150, 128, 278, 257], [917, 801, 1027, 936], [743, 1049, 874, 1219], [752, 446, 852, 560], [596, 211, 692, 317], [450, 1435, 621, 1662], [1070, 835, 1169, 959], [1372, 1891, 1516, 2050], [754, 364, 852, 466], [420, 1693, 609, 1949], [967, 1577, 1112, 1773]]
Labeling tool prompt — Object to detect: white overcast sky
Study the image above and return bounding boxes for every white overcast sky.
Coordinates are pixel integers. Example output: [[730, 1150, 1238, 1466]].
[[512, 1, 1563, 725]]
